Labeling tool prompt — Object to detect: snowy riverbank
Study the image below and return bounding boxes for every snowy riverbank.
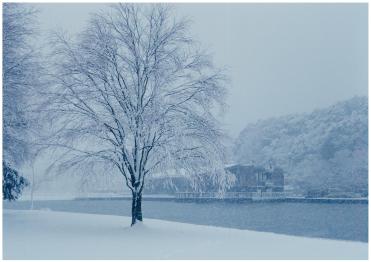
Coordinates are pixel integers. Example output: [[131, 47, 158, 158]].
[[3, 209, 368, 259]]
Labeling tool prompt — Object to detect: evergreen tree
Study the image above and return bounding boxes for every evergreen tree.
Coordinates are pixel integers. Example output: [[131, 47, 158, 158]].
[[3, 161, 29, 201]]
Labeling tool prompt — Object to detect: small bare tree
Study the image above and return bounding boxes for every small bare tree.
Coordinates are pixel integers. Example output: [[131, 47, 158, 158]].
[[3, 3, 41, 166], [46, 4, 232, 225], [3, 4, 47, 201]]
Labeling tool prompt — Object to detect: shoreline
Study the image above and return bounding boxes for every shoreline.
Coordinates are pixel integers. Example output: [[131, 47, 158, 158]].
[[73, 195, 369, 204], [4, 209, 368, 259], [14, 195, 369, 204], [5, 197, 367, 243]]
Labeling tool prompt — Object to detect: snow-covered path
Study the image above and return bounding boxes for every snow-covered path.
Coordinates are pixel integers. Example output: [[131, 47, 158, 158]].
[[3, 209, 368, 259]]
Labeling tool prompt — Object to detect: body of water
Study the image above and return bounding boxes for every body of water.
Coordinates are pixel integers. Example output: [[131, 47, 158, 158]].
[[4, 199, 368, 242]]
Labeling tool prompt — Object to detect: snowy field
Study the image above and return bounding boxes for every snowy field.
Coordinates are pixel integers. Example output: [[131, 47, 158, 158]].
[[3, 209, 368, 259]]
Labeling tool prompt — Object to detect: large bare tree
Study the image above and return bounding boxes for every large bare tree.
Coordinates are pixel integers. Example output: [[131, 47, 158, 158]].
[[46, 4, 232, 225]]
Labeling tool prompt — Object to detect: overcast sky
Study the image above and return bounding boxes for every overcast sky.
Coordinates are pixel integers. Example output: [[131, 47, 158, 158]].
[[35, 3, 368, 138]]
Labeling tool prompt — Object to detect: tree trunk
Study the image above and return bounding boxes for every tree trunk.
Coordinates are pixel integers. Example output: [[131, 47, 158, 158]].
[[30, 161, 35, 210], [131, 192, 143, 226]]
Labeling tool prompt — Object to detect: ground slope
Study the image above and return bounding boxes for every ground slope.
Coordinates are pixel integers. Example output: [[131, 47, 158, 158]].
[[3, 209, 368, 259]]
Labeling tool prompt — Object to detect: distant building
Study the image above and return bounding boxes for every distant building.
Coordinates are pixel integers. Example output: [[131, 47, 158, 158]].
[[145, 164, 284, 194], [225, 164, 284, 193]]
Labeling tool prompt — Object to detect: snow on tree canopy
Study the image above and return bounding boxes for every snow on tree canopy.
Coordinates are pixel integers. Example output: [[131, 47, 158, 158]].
[[43, 4, 233, 225]]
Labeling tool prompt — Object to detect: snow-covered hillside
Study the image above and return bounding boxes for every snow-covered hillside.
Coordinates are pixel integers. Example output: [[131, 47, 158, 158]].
[[234, 96, 368, 194], [3, 209, 367, 259]]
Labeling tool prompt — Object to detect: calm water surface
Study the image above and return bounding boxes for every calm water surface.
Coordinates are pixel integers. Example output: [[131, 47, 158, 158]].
[[4, 199, 368, 242]]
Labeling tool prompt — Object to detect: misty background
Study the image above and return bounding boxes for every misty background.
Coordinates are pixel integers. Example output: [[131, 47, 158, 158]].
[[34, 3, 368, 137], [21, 3, 368, 197]]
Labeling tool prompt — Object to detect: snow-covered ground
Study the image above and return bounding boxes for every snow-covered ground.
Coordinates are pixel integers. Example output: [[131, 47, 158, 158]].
[[3, 209, 368, 259]]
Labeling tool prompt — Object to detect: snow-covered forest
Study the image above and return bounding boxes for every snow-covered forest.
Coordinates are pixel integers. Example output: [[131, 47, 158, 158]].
[[234, 96, 368, 196]]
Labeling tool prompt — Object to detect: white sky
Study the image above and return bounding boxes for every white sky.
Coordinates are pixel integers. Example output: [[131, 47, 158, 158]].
[[34, 3, 368, 138]]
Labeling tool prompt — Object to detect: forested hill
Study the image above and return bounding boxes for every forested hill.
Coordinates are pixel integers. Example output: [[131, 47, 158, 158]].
[[234, 96, 368, 195]]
